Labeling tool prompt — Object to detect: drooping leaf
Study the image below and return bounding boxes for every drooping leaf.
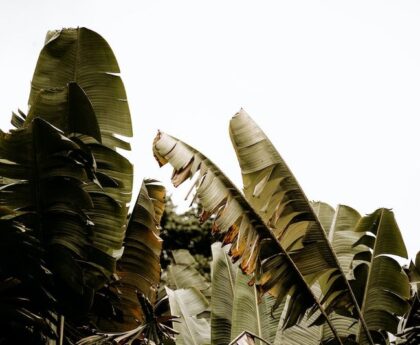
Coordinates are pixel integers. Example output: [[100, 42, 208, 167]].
[[153, 131, 343, 342]]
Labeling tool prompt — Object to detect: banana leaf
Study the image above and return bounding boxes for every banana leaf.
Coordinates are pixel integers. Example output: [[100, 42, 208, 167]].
[[93, 179, 166, 333], [351, 209, 410, 344], [229, 109, 373, 344], [27, 27, 132, 149], [153, 131, 344, 343], [23, 82, 133, 280]]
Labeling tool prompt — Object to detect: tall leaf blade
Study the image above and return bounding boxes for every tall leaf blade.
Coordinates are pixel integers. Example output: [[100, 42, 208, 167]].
[[93, 179, 165, 332], [231, 270, 280, 344], [24, 81, 133, 278], [28, 27, 132, 147], [228, 109, 372, 342], [211, 243, 237, 345], [353, 208, 410, 344]]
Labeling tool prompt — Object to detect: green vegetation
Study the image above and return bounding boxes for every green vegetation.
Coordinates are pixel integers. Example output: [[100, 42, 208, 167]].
[[1, 27, 419, 345]]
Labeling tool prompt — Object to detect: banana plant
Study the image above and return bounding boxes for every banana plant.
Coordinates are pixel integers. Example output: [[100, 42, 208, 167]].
[[153, 109, 413, 345], [1, 27, 170, 345], [153, 130, 345, 344]]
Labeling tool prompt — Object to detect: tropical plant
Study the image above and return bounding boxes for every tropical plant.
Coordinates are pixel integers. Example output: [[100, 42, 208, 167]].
[[3, 27, 418, 345], [153, 109, 413, 345], [0, 27, 174, 345]]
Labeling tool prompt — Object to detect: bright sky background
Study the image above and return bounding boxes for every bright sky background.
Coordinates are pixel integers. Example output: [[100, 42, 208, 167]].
[[1, 1, 420, 259]]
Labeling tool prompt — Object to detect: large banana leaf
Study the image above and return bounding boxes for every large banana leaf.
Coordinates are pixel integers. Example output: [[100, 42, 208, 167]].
[[228, 109, 373, 344], [351, 209, 410, 344], [23, 82, 133, 280], [93, 179, 165, 332], [24, 28, 134, 273], [166, 287, 211, 345], [27, 27, 132, 149], [0, 118, 101, 313], [153, 131, 343, 343]]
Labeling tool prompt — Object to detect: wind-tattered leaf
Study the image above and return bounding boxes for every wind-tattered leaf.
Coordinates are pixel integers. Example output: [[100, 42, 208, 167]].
[[153, 131, 342, 341], [28, 27, 132, 148], [351, 208, 410, 344], [166, 287, 211, 345], [211, 243, 237, 345], [228, 109, 372, 343]]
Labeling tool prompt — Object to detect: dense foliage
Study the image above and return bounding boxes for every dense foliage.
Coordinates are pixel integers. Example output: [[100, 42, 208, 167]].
[[1, 27, 419, 345], [160, 198, 213, 280]]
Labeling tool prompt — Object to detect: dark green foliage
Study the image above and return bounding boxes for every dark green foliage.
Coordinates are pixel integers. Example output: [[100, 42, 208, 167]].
[[160, 197, 213, 280]]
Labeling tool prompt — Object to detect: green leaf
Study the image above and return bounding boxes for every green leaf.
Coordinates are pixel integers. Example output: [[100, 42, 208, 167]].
[[166, 250, 210, 294], [0, 118, 101, 313], [94, 179, 166, 332], [27, 83, 101, 142], [25, 76, 134, 278], [231, 270, 281, 344], [211, 243, 237, 345], [28, 27, 132, 148], [228, 109, 373, 343], [166, 287, 211, 345], [352, 209, 411, 344]]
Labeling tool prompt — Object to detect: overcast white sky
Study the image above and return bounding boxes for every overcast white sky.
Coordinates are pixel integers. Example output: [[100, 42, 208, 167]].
[[1, 1, 420, 259]]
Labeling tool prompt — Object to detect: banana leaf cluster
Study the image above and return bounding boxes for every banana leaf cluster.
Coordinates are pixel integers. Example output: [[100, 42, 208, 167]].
[[0, 27, 173, 345], [153, 109, 414, 345]]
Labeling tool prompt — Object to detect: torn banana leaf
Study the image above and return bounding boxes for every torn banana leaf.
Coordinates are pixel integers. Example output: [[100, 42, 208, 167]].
[[153, 131, 343, 342]]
